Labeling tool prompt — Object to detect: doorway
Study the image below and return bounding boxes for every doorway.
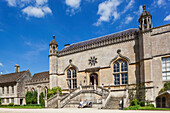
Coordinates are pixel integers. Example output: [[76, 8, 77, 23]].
[[90, 73, 98, 85]]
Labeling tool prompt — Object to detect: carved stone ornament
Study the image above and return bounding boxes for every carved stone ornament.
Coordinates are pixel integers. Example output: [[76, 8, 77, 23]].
[[88, 56, 98, 66]]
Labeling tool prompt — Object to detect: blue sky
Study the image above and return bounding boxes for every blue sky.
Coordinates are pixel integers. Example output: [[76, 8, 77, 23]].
[[0, 0, 170, 75]]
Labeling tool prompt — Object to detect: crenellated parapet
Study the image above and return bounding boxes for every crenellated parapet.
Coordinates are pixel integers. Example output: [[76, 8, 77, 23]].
[[58, 29, 138, 56], [151, 24, 170, 36], [25, 78, 49, 85]]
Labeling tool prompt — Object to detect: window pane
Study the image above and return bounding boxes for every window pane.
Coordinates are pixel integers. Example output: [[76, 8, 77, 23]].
[[73, 79, 77, 89], [163, 76, 166, 81], [114, 62, 119, 72], [121, 61, 127, 72], [167, 76, 170, 80], [167, 57, 170, 62], [122, 73, 128, 85], [72, 69, 76, 78], [162, 63, 166, 68], [114, 74, 120, 85], [167, 72, 170, 76], [162, 72, 166, 76], [67, 69, 71, 78], [67, 80, 71, 89]]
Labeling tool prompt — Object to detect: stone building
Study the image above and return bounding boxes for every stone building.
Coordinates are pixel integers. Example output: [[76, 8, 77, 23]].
[[0, 5, 169, 109], [25, 71, 49, 104], [0, 65, 32, 105], [47, 5, 170, 108]]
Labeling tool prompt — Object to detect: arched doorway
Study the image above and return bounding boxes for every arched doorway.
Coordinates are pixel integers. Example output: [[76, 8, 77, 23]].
[[162, 97, 166, 108], [90, 73, 98, 85]]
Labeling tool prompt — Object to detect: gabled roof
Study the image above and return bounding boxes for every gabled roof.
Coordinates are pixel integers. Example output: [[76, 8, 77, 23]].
[[158, 90, 170, 96], [32, 71, 49, 80], [0, 71, 27, 84], [61, 28, 138, 52]]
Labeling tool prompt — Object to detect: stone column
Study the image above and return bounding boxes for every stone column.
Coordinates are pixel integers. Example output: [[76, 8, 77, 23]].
[[37, 86, 41, 104], [9, 86, 12, 96]]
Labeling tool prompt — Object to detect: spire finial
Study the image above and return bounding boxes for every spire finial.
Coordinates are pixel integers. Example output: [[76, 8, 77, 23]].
[[53, 35, 55, 39], [143, 5, 146, 11]]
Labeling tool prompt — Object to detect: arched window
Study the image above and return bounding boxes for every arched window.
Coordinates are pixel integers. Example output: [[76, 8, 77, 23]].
[[44, 87, 48, 99], [162, 97, 166, 108], [31, 88, 35, 93], [67, 68, 77, 89], [156, 97, 161, 108], [113, 59, 128, 85]]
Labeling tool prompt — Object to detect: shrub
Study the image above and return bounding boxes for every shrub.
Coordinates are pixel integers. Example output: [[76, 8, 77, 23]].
[[32, 91, 38, 104], [47, 87, 62, 99], [25, 91, 33, 104], [25, 91, 38, 105], [8, 103, 14, 106], [39, 92, 45, 106], [130, 98, 139, 106], [0, 98, 1, 105], [164, 82, 170, 91], [128, 105, 140, 110], [139, 101, 145, 107], [146, 104, 154, 107]]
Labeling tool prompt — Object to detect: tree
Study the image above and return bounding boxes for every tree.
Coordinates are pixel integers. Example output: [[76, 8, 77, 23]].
[[47, 87, 62, 99], [25, 91, 38, 104], [25, 91, 33, 104], [39, 92, 45, 106]]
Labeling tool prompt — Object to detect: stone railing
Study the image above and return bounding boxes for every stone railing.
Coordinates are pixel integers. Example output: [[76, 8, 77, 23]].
[[46, 85, 110, 108], [151, 24, 170, 36]]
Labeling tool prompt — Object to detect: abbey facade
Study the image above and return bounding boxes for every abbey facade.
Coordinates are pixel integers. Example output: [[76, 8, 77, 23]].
[[0, 5, 169, 108]]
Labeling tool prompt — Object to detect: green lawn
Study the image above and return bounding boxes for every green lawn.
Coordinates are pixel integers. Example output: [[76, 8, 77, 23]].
[[138, 107, 170, 111], [0, 105, 44, 109]]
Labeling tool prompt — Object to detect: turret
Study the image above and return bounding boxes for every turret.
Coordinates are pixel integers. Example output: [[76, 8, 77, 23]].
[[49, 35, 58, 88], [138, 5, 153, 32], [49, 35, 58, 55]]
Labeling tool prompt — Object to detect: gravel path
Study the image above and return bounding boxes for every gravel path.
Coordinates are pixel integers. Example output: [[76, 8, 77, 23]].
[[0, 108, 169, 113]]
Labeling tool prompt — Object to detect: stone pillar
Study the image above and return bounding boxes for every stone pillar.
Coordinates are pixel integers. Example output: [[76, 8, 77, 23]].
[[9, 86, 12, 96], [37, 86, 41, 104]]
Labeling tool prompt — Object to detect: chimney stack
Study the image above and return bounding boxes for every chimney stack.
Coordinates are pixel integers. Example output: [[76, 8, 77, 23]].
[[15, 64, 20, 73], [1, 71, 2, 75]]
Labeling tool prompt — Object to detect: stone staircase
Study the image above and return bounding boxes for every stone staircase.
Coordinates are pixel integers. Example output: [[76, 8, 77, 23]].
[[46, 85, 110, 108], [104, 97, 122, 109]]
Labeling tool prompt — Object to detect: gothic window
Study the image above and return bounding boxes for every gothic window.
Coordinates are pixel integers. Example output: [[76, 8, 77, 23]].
[[156, 97, 161, 108], [162, 57, 170, 81], [12, 86, 14, 94], [67, 68, 77, 89], [2, 87, 4, 94], [162, 97, 166, 108], [7, 86, 9, 94], [113, 59, 128, 85], [31, 88, 35, 92]]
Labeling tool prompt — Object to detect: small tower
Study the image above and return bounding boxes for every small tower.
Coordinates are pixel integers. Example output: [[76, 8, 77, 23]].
[[49, 35, 58, 55], [49, 35, 58, 88], [138, 5, 153, 32]]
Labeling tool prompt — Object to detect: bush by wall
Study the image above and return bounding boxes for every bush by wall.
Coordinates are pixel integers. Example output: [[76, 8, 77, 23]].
[[8, 103, 14, 106], [25, 91, 38, 105], [47, 87, 62, 99], [0, 98, 1, 105]]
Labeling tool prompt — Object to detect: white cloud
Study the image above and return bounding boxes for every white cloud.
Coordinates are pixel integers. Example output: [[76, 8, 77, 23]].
[[65, 0, 81, 14], [122, 0, 135, 14], [0, 62, 4, 67], [157, 0, 166, 6], [164, 15, 170, 21], [36, 0, 48, 6], [94, 0, 121, 26], [5, 0, 52, 18], [134, 5, 143, 15], [22, 6, 52, 18], [124, 16, 133, 24], [65, 0, 81, 9], [6, 0, 17, 7]]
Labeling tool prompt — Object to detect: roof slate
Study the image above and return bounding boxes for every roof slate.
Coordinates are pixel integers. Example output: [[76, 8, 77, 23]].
[[32, 71, 49, 80], [0, 71, 26, 84], [61, 28, 138, 52]]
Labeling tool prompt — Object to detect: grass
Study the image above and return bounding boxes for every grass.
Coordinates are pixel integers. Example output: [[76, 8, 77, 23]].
[[124, 106, 170, 111], [138, 107, 170, 111], [0, 105, 44, 109]]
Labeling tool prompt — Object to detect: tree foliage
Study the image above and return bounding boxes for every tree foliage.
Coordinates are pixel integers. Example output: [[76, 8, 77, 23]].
[[47, 87, 62, 99], [159, 82, 170, 93], [25, 91, 37, 105]]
